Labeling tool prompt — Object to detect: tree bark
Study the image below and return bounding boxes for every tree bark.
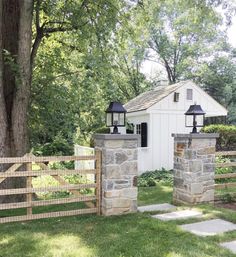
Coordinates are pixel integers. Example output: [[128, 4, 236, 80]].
[[0, 0, 33, 203]]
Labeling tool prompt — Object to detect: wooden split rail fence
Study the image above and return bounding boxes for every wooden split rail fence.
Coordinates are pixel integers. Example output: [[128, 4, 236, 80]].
[[215, 151, 236, 189], [0, 151, 101, 223]]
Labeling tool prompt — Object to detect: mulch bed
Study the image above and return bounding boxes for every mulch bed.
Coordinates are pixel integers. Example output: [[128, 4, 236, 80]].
[[215, 202, 236, 211]]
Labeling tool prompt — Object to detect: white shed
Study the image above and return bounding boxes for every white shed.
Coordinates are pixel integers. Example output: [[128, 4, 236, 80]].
[[124, 80, 227, 174]]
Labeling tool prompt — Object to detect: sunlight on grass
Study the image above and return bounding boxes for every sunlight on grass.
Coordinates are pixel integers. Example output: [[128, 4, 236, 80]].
[[32, 163, 41, 171], [166, 253, 184, 257], [0, 236, 14, 246], [0, 230, 96, 257], [161, 185, 173, 192], [47, 234, 95, 257]]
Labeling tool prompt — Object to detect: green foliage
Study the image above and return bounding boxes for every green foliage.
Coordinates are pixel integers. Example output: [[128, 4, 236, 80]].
[[94, 127, 110, 134], [138, 169, 173, 187], [49, 161, 74, 170], [215, 156, 236, 203], [220, 193, 234, 203], [2, 50, 21, 85], [32, 171, 93, 199], [28, 0, 236, 157], [215, 156, 234, 183], [142, 0, 231, 83], [195, 56, 236, 124], [138, 177, 156, 187], [30, 0, 152, 151], [33, 133, 73, 156], [202, 124, 236, 150], [89, 127, 110, 147]]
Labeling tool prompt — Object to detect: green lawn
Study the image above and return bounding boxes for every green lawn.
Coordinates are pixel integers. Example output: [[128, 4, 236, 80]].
[[1, 184, 236, 257], [138, 183, 173, 205]]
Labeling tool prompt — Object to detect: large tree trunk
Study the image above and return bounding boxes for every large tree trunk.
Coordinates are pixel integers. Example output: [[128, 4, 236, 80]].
[[0, 0, 33, 203]]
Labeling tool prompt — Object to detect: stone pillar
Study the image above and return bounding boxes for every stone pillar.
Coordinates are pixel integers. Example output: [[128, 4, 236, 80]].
[[94, 134, 140, 216], [172, 133, 219, 204]]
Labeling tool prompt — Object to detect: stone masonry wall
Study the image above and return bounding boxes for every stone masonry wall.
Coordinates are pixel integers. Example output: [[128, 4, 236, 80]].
[[172, 133, 219, 204], [94, 134, 140, 216]]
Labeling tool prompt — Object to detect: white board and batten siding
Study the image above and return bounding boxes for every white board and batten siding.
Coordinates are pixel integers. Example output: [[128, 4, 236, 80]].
[[126, 112, 152, 174], [126, 81, 227, 174]]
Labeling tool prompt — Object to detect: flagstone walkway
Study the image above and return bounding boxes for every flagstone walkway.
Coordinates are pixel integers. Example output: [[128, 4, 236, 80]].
[[138, 203, 176, 213], [138, 203, 236, 254]]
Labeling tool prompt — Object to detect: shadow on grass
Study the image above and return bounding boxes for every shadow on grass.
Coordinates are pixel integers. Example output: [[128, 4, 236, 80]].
[[1, 184, 236, 257], [0, 211, 235, 257]]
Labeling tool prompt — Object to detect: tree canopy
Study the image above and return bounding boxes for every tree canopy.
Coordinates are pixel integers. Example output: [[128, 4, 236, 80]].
[[1, 0, 236, 160]]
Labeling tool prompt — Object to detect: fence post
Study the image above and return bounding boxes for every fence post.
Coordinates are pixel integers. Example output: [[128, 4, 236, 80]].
[[94, 134, 140, 216], [26, 162, 32, 215], [172, 133, 219, 204], [95, 150, 102, 215]]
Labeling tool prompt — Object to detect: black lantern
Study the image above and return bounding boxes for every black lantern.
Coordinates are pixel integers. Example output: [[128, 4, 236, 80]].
[[106, 101, 127, 134], [185, 104, 206, 133]]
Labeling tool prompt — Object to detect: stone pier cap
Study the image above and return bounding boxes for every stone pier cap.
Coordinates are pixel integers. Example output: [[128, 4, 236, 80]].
[[172, 133, 219, 139], [94, 134, 140, 141]]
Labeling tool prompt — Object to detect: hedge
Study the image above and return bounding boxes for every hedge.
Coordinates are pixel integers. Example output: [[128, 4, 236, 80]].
[[202, 124, 236, 151]]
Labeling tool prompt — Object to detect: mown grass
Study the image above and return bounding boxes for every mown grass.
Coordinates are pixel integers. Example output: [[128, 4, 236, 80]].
[[138, 183, 173, 205], [0, 183, 236, 257]]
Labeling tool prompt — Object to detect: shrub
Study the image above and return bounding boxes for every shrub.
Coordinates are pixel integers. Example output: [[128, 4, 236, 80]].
[[220, 193, 234, 203], [90, 127, 110, 147], [138, 169, 173, 187], [202, 124, 236, 151], [94, 127, 110, 134], [138, 177, 156, 187], [33, 133, 73, 156]]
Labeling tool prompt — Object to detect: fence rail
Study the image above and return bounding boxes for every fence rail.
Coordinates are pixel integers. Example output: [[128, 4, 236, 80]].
[[0, 155, 96, 164], [215, 151, 236, 190], [0, 151, 101, 223], [216, 151, 236, 157]]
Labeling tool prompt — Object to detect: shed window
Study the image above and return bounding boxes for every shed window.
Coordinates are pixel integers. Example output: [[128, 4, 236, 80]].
[[187, 89, 193, 100], [174, 92, 180, 102], [136, 124, 141, 135], [136, 123, 148, 147]]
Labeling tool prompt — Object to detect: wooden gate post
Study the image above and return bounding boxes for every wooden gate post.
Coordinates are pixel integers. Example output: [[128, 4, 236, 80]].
[[95, 150, 102, 215], [94, 134, 140, 216]]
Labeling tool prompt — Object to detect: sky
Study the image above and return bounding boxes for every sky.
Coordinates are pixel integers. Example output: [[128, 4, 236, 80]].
[[141, 14, 236, 80], [228, 15, 236, 47]]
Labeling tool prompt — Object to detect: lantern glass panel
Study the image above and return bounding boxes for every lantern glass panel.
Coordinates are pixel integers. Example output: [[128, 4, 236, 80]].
[[185, 115, 193, 127], [185, 115, 204, 127], [110, 113, 125, 126], [195, 115, 204, 127], [106, 113, 112, 127], [113, 113, 119, 125], [119, 113, 125, 126]]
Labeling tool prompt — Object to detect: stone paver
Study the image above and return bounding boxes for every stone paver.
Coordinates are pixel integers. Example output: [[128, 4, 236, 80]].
[[180, 219, 236, 236], [138, 203, 176, 213], [220, 241, 236, 254], [152, 209, 202, 221]]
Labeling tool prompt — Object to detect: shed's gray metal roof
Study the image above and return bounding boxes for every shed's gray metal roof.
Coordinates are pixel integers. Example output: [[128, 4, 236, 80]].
[[124, 81, 190, 113]]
